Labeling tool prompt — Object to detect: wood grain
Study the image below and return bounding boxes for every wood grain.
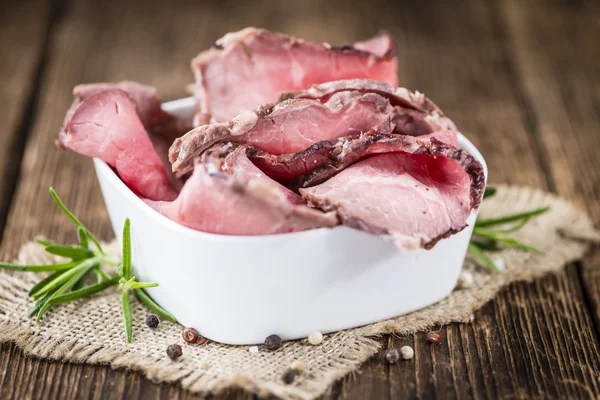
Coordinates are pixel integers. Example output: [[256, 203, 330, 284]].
[[500, 0, 600, 332], [0, 0, 53, 242], [0, 0, 599, 399]]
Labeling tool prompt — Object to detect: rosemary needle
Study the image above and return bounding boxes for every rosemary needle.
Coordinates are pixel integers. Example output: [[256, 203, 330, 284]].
[[122, 218, 132, 280], [134, 289, 177, 322], [468, 243, 500, 272], [50, 276, 120, 305], [49, 187, 104, 255], [121, 290, 133, 343], [475, 206, 550, 228], [77, 226, 89, 249], [28, 270, 67, 296], [0, 260, 81, 272], [44, 244, 95, 260]]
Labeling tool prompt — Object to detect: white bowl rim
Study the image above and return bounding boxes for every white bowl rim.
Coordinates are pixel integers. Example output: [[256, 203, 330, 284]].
[[93, 98, 488, 243]]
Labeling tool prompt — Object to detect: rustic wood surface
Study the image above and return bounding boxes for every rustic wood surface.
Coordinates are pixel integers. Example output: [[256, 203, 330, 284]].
[[0, 0, 598, 398]]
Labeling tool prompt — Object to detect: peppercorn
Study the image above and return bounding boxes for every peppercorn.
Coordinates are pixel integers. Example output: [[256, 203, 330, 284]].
[[282, 368, 296, 384], [166, 344, 182, 360], [385, 348, 400, 364], [265, 334, 282, 351], [307, 331, 323, 346], [426, 331, 441, 343], [182, 327, 200, 344], [400, 346, 414, 360], [145, 314, 159, 328]]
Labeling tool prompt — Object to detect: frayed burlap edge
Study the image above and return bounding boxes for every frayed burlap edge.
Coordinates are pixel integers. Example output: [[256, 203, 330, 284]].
[[0, 185, 598, 400]]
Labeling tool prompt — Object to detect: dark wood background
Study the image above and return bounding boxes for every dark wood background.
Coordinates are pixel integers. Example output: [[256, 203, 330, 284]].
[[1, 0, 599, 398]]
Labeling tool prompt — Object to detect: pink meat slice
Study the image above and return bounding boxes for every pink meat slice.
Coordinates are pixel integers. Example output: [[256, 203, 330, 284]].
[[248, 124, 459, 184], [170, 91, 395, 173], [60, 81, 175, 135], [146, 146, 338, 235], [191, 27, 398, 124], [299, 137, 485, 250], [280, 79, 457, 136], [57, 89, 178, 201]]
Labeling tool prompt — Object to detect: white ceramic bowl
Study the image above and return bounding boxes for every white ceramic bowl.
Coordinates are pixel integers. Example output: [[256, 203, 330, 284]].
[[94, 98, 487, 345]]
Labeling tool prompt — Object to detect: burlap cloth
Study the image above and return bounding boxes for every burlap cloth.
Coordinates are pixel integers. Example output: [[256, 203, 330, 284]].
[[0, 185, 599, 399]]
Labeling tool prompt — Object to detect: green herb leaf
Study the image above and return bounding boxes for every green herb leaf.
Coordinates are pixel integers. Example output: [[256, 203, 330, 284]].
[[45, 244, 94, 260], [31, 258, 99, 299], [0, 260, 80, 273], [73, 269, 91, 290], [28, 270, 67, 296], [34, 236, 56, 246], [134, 289, 177, 322], [468, 243, 500, 272], [36, 259, 99, 321], [29, 292, 56, 318], [77, 227, 89, 249], [122, 218, 132, 280], [475, 206, 550, 228], [130, 282, 158, 289], [483, 187, 497, 199], [121, 290, 133, 343], [473, 228, 541, 253], [49, 276, 120, 305], [470, 238, 502, 252], [491, 216, 532, 234], [49, 187, 104, 255]]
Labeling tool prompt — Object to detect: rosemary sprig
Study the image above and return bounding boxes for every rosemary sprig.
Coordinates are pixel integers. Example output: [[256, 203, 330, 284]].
[[0, 188, 176, 342], [134, 289, 177, 322], [469, 187, 550, 271]]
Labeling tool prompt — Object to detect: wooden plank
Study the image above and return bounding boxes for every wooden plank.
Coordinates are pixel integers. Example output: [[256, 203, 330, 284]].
[[0, 0, 52, 241], [500, 0, 600, 330]]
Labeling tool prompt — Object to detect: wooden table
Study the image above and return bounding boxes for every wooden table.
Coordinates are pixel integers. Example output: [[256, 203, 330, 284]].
[[1, 0, 599, 398]]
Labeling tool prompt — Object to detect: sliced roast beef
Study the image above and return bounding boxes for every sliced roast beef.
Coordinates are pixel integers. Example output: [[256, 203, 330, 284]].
[[170, 91, 395, 173], [61, 81, 170, 133], [280, 79, 457, 136], [191, 27, 398, 124], [146, 145, 338, 235], [247, 124, 459, 183], [57, 89, 178, 201], [60, 81, 191, 141], [299, 137, 485, 250]]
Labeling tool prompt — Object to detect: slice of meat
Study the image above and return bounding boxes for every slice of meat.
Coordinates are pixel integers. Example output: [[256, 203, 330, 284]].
[[60, 81, 172, 133], [247, 124, 459, 183], [280, 79, 457, 135], [170, 91, 395, 173], [299, 137, 485, 250], [191, 27, 398, 124], [146, 145, 338, 235], [57, 90, 178, 201]]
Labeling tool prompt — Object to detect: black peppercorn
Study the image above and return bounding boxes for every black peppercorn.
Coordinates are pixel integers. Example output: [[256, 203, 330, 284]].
[[167, 344, 182, 360], [282, 368, 296, 384], [145, 314, 159, 328], [264, 334, 282, 351], [182, 328, 200, 344], [385, 348, 400, 364]]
